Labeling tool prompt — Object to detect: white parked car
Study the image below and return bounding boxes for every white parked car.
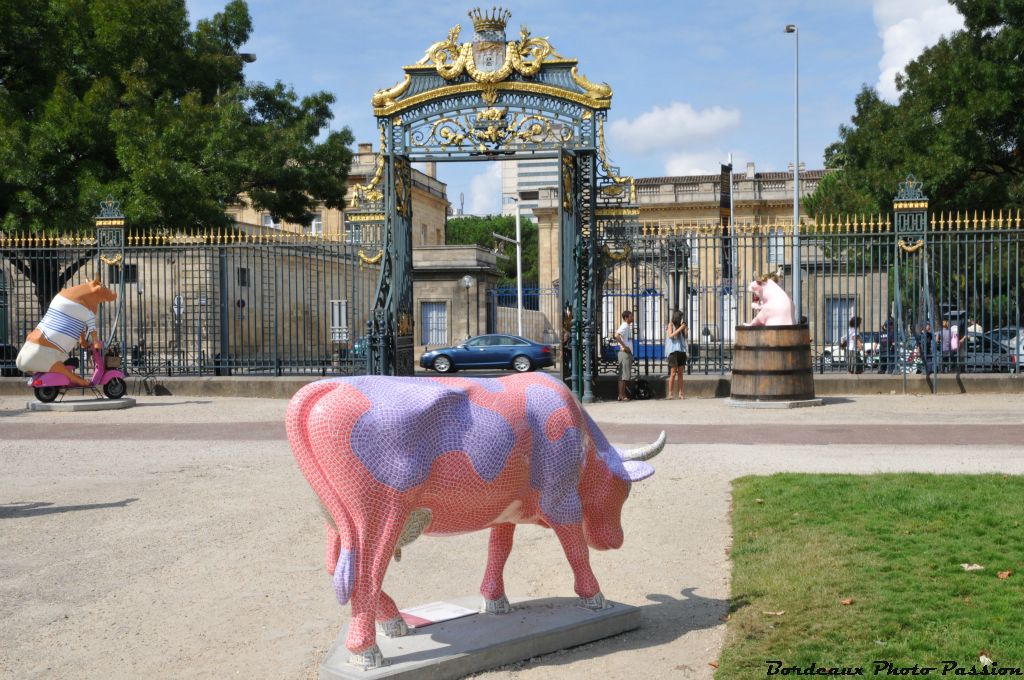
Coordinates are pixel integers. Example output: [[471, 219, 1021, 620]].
[[984, 327, 1023, 370]]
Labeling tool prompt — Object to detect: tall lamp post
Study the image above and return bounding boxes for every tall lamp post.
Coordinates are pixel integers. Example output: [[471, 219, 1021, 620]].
[[461, 274, 474, 340], [785, 23, 802, 322], [498, 196, 524, 337]]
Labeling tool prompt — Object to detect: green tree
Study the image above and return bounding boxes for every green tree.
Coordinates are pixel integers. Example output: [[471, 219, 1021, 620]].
[[446, 214, 539, 286], [829, 1, 1024, 212], [820, 1, 1023, 332], [802, 170, 878, 219], [0, 0, 353, 310]]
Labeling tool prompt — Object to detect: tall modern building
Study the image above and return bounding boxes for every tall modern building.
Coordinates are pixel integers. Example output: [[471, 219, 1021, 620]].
[[501, 158, 559, 222]]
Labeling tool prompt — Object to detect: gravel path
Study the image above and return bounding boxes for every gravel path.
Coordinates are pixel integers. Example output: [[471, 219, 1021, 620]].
[[1, 393, 1022, 680]]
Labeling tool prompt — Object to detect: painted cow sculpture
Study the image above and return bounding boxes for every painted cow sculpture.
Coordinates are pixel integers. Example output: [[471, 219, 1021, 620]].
[[746, 276, 795, 326], [286, 373, 665, 668]]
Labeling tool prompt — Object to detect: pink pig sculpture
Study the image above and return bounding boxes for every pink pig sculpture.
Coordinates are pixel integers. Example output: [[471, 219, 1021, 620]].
[[746, 276, 795, 326], [286, 372, 666, 669]]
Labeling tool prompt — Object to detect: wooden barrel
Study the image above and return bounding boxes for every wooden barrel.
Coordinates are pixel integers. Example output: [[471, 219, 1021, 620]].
[[730, 324, 815, 401]]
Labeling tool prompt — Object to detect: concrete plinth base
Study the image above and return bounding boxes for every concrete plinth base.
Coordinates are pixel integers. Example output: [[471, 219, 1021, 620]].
[[727, 398, 824, 409], [27, 397, 136, 412], [320, 596, 641, 680]]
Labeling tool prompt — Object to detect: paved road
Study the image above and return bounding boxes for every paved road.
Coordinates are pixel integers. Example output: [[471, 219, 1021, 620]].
[[2, 392, 1022, 680]]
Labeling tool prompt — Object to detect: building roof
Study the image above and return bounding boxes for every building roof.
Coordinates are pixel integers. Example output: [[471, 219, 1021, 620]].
[[637, 169, 827, 185]]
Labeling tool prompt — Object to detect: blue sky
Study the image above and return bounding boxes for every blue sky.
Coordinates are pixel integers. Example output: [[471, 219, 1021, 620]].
[[185, 0, 963, 214]]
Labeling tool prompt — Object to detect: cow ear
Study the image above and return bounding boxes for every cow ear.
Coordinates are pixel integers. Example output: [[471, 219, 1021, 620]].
[[620, 460, 654, 482]]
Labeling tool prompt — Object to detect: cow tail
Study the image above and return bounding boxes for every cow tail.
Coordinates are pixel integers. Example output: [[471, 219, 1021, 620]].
[[286, 380, 357, 605]]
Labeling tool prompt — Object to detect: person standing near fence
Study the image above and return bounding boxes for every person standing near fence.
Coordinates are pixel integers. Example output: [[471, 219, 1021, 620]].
[[920, 322, 936, 375], [939, 320, 953, 373], [665, 310, 687, 400], [615, 310, 634, 402], [846, 316, 864, 374]]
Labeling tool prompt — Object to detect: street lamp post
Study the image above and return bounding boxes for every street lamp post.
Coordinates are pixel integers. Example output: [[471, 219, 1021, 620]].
[[785, 23, 802, 321], [499, 197, 525, 338], [461, 274, 474, 340]]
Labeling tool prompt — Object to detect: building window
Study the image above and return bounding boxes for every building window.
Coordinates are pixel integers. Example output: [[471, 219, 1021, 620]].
[[237, 267, 250, 288], [420, 223, 427, 245], [435, 227, 442, 244], [345, 223, 362, 244], [330, 299, 348, 343], [307, 212, 323, 236], [768, 229, 786, 265], [262, 214, 282, 230], [108, 263, 138, 284], [421, 302, 447, 345], [825, 297, 856, 344], [602, 297, 616, 339]]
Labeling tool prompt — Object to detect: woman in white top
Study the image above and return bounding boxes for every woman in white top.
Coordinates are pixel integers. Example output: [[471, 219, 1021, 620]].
[[615, 310, 634, 401], [665, 310, 688, 399], [846, 316, 864, 374]]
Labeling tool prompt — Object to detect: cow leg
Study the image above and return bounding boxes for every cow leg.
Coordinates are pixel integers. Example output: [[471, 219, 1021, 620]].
[[376, 591, 409, 638], [345, 513, 405, 668], [551, 524, 607, 610], [480, 523, 515, 614]]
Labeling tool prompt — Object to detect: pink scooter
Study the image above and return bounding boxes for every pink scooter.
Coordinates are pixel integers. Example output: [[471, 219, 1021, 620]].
[[28, 343, 127, 403]]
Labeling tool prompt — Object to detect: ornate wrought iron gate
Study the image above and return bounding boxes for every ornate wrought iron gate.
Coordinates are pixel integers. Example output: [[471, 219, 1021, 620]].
[[354, 7, 638, 398]]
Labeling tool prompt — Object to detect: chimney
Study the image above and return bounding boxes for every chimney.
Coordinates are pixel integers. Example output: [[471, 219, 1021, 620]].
[[746, 162, 755, 179], [425, 162, 437, 178], [357, 143, 373, 163]]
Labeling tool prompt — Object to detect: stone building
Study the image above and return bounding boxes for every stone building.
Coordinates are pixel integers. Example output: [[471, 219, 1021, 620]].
[[224, 141, 500, 359], [224, 142, 450, 248]]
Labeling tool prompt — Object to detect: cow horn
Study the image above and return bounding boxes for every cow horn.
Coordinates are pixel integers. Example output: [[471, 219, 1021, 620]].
[[619, 430, 666, 461]]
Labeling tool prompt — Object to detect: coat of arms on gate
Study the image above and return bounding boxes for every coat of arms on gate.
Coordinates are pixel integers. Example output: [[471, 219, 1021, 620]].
[[469, 7, 510, 73]]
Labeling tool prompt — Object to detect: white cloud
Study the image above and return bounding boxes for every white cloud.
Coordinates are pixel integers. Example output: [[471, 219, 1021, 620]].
[[608, 102, 741, 155], [873, 0, 964, 101], [466, 162, 503, 216], [664, 151, 733, 177]]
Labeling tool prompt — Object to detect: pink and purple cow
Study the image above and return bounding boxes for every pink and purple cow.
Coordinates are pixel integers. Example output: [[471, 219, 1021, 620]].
[[286, 372, 665, 668]]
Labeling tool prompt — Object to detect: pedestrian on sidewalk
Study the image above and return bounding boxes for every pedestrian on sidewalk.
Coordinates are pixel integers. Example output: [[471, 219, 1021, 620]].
[[846, 316, 864, 374], [665, 310, 687, 400], [615, 310, 634, 401]]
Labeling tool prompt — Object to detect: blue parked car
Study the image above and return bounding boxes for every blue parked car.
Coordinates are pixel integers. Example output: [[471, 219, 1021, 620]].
[[420, 334, 554, 374]]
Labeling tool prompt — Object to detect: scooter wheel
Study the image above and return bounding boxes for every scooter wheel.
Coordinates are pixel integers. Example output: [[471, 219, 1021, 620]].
[[34, 387, 60, 403], [103, 377, 127, 400]]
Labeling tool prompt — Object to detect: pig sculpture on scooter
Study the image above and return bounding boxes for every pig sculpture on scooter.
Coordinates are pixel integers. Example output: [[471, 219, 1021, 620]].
[[16, 279, 127, 403]]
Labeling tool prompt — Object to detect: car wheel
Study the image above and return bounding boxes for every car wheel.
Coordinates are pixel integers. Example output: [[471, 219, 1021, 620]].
[[512, 355, 532, 373], [34, 386, 60, 403], [432, 356, 454, 373], [103, 377, 127, 399]]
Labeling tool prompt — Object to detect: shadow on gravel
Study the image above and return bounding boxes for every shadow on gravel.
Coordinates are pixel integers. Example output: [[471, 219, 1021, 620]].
[[133, 400, 213, 407], [820, 397, 856, 405], [490, 586, 728, 673], [0, 498, 139, 518]]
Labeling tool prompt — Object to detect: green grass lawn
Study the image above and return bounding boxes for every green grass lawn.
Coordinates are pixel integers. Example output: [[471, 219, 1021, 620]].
[[717, 474, 1024, 678]]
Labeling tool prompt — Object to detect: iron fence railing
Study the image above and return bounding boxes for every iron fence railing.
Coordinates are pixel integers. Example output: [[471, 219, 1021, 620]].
[[486, 286, 562, 346], [1, 229, 382, 377], [2, 210, 1021, 381], [599, 211, 1023, 378]]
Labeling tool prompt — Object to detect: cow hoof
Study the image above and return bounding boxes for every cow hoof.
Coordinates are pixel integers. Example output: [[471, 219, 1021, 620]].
[[377, 616, 409, 638], [483, 595, 512, 614], [579, 592, 608, 611], [348, 644, 386, 669]]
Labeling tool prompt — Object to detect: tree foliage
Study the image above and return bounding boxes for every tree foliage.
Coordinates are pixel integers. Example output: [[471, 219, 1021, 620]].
[[823, 0, 1024, 214], [802, 170, 878, 219], [446, 214, 539, 286], [0, 0, 354, 233]]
